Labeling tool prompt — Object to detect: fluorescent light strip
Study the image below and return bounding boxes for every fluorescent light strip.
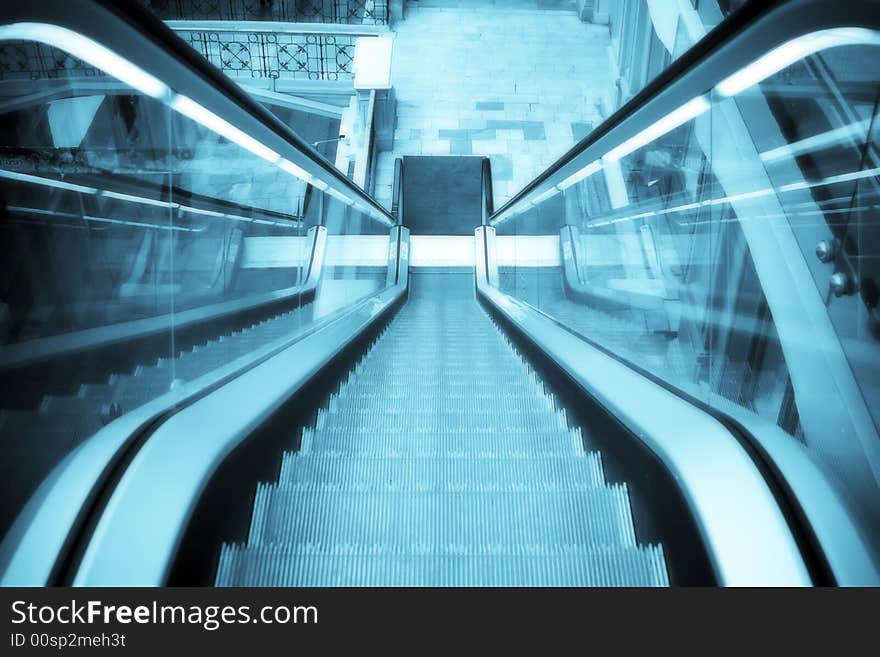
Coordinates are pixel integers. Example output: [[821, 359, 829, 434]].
[[680, 204, 878, 227], [716, 28, 880, 97], [215, 212, 299, 228], [605, 96, 710, 163], [585, 166, 880, 228], [169, 98, 342, 202], [0, 23, 168, 99], [170, 95, 280, 164], [278, 158, 323, 189], [101, 190, 177, 208], [221, 213, 253, 223], [628, 210, 657, 220], [0, 169, 97, 195], [83, 215, 197, 232], [499, 97, 711, 222], [661, 201, 701, 214], [354, 202, 377, 216], [8, 204, 197, 232], [588, 210, 656, 228], [808, 166, 880, 187], [760, 118, 872, 163], [558, 160, 602, 191], [7, 205, 81, 220], [326, 187, 354, 206], [277, 158, 310, 180], [1, 168, 305, 225], [531, 187, 561, 206], [703, 187, 775, 206], [252, 217, 301, 228], [779, 167, 880, 193], [178, 205, 225, 218]]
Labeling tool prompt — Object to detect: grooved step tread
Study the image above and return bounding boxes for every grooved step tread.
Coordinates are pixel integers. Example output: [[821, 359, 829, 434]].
[[216, 544, 669, 587], [247, 486, 637, 547], [299, 429, 583, 455], [217, 273, 668, 587], [278, 453, 607, 489]]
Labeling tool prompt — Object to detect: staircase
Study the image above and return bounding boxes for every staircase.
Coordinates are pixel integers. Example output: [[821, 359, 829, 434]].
[[216, 272, 668, 586]]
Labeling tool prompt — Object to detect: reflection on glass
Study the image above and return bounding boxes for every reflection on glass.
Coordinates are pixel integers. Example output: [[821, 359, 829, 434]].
[[498, 40, 880, 524], [0, 32, 391, 540]]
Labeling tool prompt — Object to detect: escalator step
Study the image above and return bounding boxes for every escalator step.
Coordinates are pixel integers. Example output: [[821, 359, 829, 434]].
[[299, 428, 584, 455], [315, 408, 569, 432], [326, 393, 560, 414], [278, 453, 606, 489], [218, 273, 668, 587], [246, 486, 637, 547], [215, 543, 669, 587]]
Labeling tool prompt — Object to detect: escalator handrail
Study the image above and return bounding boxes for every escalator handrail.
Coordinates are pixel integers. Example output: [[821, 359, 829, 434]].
[[0, 0, 394, 226], [476, 104, 879, 585], [474, 228, 879, 585], [391, 157, 404, 225], [488, 0, 880, 226], [480, 157, 494, 226], [70, 228, 411, 586]]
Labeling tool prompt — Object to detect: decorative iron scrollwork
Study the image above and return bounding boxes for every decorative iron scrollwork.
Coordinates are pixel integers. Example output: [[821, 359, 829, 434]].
[[0, 26, 359, 83], [139, 0, 388, 25], [177, 29, 357, 81]]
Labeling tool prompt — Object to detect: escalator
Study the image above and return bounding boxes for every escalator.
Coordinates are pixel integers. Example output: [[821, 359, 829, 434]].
[[0, 0, 879, 588], [216, 272, 669, 586]]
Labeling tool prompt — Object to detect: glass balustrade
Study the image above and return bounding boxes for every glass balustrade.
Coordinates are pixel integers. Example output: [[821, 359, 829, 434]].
[[495, 32, 880, 524], [0, 28, 393, 539]]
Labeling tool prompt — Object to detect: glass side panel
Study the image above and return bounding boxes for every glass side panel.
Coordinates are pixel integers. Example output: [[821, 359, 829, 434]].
[[261, 102, 342, 164], [498, 39, 880, 523], [0, 35, 390, 539]]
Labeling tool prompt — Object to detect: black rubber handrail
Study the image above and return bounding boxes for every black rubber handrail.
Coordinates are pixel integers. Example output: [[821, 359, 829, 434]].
[[391, 157, 404, 225], [481, 157, 494, 226]]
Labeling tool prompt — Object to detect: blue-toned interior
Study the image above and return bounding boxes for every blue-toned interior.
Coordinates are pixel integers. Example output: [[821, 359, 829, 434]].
[[0, 0, 877, 587]]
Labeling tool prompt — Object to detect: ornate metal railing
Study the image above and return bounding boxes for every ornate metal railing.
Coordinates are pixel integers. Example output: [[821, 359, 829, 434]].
[[139, 0, 388, 25], [175, 28, 357, 80], [0, 40, 103, 81], [0, 24, 366, 83]]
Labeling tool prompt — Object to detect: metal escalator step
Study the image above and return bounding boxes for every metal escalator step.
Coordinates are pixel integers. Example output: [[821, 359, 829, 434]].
[[326, 392, 559, 413], [221, 272, 668, 586], [246, 486, 637, 548], [299, 428, 583, 455], [314, 408, 569, 432], [350, 366, 535, 378], [215, 543, 669, 587], [334, 378, 547, 391], [277, 453, 606, 489]]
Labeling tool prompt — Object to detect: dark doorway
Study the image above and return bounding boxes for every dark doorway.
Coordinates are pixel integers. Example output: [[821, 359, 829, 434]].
[[402, 156, 483, 234]]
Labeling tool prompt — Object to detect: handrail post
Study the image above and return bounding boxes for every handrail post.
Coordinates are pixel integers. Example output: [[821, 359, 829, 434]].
[[481, 157, 493, 226], [391, 157, 404, 226]]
